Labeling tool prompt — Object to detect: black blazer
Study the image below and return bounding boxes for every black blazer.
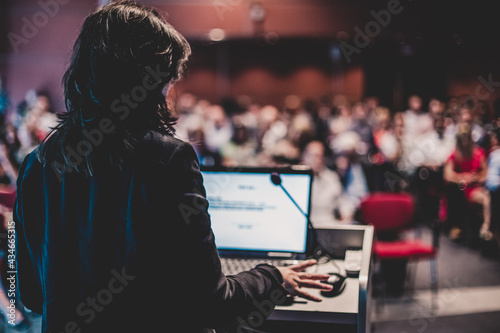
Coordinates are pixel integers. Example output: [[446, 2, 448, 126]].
[[14, 131, 284, 332]]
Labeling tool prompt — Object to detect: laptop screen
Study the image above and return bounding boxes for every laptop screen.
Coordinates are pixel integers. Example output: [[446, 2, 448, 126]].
[[200, 166, 312, 254]]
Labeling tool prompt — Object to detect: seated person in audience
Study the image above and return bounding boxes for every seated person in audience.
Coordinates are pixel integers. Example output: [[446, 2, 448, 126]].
[[0, 131, 18, 186], [287, 112, 316, 152], [187, 126, 222, 167], [486, 127, 500, 238], [372, 106, 392, 151], [444, 123, 491, 240], [363, 95, 380, 128], [403, 94, 433, 138], [220, 116, 258, 166], [310, 97, 332, 144], [258, 105, 288, 152], [301, 140, 344, 226], [477, 100, 491, 127], [328, 101, 352, 142], [412, 112, 455, 223], [494, 97, 500, 128], [349, 101, 377, 164], [376, 111, 405, 166], [172, 94, 204, 142], [260, 138, 301, 166], [370, 107, 406, 191], [203, 104, 233, 154], [446, 101, 486, 147], [331, 131, 370, 222], [15, 91, 57, 161]]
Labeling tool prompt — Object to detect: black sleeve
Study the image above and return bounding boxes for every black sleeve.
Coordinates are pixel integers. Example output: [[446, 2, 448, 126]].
[[161, 141, 286, 328], [14, 155, 43, 314]]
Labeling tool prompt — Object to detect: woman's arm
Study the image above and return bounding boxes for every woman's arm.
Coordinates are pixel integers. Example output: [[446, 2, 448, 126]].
[[486, 153, 500, 192], [14, 155, 43, 314], [476, 154, 488, 184], [443, 159, 459, 183], [443, 158, 473, 184], [160, 141, 329, 328]]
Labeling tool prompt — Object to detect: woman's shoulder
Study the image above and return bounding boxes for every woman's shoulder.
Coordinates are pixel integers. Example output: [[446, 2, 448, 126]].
[[136, 131, 196, 164], [140, 130, 186, 150], [15, 148, 42, 185], [473, 146, 486, 159]]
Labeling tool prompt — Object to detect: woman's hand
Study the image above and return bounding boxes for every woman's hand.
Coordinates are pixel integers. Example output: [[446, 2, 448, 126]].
[[277, 259, 333, 302]]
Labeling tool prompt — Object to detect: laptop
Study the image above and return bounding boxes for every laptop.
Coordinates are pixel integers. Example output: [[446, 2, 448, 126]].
[[200, 165, 313, 274]]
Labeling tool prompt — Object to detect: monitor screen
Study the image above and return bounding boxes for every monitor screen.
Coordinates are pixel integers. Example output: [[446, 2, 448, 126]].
[[200, 167, 312, 254]]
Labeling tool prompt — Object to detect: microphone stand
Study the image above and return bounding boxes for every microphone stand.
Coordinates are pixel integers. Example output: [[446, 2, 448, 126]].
[[270, 172, 343, 272]]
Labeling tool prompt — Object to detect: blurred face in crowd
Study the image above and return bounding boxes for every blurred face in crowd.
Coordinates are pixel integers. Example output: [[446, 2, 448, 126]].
[[232, 122, 249, 144], [429, 98, 445, 117], [352, 102, 367, 120], [490, 131, 499, 147], [206, 105, 227, 129], [476, 100, 491, 124], [408, 95, 422, 112], [433, 115, 445, 137], [338, 104, 351, 117], [364, 96, 379, 112], [393, 113, 405, 139], [456, 124, 473, 158], [458, 134, 473, 156], [459, 107, 473, 125], [335, 155, 350, 176], [259, 105, 279, 128], [374, 107, 390, 130], [302, 141, 325, 174]]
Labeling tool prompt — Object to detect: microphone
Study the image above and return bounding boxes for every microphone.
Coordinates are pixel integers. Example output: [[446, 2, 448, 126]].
[[270, 172, 308, 219], [270, 171, 347, 296], [269, 172, 339, 262]]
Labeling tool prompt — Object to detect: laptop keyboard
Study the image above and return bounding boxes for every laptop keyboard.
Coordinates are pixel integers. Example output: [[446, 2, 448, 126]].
[[220, 258, 300, 275]]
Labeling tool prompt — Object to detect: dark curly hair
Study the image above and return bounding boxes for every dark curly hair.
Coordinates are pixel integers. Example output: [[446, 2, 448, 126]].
[[38, 1, 191, 176]]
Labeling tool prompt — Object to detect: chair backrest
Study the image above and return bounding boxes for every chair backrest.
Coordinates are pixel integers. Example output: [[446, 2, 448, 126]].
[[359, 192, 414, 232], [0, 187, 17, 209]]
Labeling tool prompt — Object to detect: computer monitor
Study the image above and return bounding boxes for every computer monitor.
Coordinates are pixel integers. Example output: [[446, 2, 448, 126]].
[[200, 166, 313, 257]]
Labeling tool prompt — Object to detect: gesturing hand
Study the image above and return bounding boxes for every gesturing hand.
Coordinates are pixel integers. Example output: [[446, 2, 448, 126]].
[[277, 259, 333, 302]]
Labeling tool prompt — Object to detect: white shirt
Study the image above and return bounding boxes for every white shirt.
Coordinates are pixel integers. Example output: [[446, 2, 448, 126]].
[[309, 167, 343, 227], [487, 148, 500, 192]]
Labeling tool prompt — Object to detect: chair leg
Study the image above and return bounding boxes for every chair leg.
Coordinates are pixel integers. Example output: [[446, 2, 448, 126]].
[[373, 260, 386, 315], [405, 260, 416, 295], [429, 257, 438, 313]]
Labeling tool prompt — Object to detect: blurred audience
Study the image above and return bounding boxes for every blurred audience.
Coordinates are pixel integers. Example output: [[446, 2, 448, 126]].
[[220, 115, 258, 166], [169, 92, 499, 241], [1, 86, 499, 244], [203, 104, 232, 154], [301, 140, 343, 227], [486, 127, 500, 239], [444, 123, 491, 241], [403, 94, 433, 139], [349, 101, 376, 162], [331, 131, 371, 221]]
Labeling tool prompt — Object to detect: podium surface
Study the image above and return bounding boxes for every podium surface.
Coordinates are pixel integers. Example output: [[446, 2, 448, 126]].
[[267, 224, 374, 333]]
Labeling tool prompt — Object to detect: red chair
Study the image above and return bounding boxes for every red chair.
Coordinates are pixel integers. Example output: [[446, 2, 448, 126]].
[[359, 192, 439, 308], [0, 186, 16, 271], [0, 186, 16, 209]]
